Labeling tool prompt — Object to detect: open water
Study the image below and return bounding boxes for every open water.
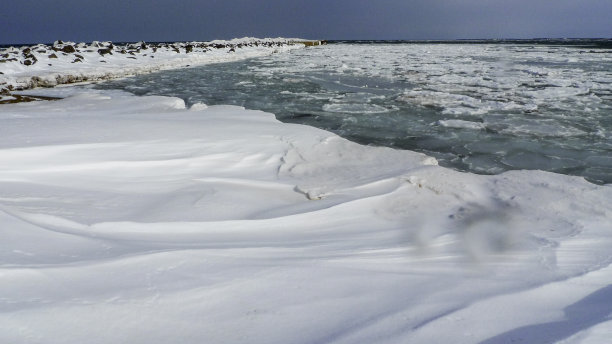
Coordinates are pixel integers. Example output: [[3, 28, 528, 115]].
[[96, 40, 612, 184]]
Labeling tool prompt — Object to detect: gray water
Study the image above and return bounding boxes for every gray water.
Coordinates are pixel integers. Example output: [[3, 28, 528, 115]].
[[96, 42, 612, 184]]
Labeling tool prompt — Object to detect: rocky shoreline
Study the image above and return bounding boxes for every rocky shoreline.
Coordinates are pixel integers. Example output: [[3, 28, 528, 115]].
[[0, 38, 312, 97]]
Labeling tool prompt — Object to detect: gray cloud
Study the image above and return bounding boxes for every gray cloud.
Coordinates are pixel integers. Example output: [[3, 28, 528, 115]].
[[1, 0, 610, 44]]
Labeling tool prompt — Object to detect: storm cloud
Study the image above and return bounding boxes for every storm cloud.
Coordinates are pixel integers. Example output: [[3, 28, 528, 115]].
[[1, 0, 610, 44]]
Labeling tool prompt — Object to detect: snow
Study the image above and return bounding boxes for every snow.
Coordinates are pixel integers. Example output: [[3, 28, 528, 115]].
[[2, 38, 612, 342], [0, 86, 611, 343], [0, 38, 305, 93]]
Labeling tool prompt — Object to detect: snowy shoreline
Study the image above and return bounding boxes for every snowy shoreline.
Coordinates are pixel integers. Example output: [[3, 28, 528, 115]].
[[1, 39, 612, 343], [0, 37, 307, 96]]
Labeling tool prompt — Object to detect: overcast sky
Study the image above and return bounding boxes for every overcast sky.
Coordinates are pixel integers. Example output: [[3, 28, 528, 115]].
[[1, 0, 611, 44]]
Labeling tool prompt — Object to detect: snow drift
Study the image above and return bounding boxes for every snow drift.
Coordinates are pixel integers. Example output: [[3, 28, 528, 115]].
[[1, 88, 611, 343]]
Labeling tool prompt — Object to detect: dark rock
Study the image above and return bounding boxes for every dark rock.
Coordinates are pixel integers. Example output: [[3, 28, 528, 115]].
[[62, 45, 76, 53], [48, 53, 58, 59], [98, 48, 112, 56], [75, 54, 84, 59], [23, 59, 33, 66], [72, 58, 82, 63], [228, 47, 235, 52], [185, 44, 193, 53]]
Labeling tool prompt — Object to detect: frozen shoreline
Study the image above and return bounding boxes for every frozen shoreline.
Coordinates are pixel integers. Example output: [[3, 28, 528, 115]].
[[1, 86, 611, 343], [0, 37, 306, 96], [2, 38, 612, 343]]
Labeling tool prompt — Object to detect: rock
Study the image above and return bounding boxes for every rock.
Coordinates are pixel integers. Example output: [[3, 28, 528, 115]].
[[62, 45, 76, 53], [98, 48, 112, 56], [185, 44, 193, 53], [48, 53, 58, 58]]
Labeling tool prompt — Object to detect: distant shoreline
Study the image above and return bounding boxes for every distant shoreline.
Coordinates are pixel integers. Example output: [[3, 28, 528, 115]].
[[325, 38, 612, 47], [0, 38, 312, 98], [3, 38, 612, 48]]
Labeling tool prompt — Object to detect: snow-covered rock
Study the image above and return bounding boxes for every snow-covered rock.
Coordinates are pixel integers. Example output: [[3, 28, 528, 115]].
[[0, 38, 306, 94]]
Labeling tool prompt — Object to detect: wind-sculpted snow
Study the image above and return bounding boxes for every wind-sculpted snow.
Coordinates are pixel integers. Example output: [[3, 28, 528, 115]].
[[1, 89, 611, 343], [0, 38, 304, 95]]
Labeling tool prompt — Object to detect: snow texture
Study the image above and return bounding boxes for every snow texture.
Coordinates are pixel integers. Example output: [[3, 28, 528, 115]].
[[1, 39, 612, 343], [0, 87, 611, 343]]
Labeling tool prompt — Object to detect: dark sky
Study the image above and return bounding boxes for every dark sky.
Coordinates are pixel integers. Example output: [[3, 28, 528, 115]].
[[1, 0, 611, 44]]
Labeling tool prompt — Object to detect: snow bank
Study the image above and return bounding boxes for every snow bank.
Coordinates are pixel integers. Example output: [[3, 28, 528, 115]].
[[1, 89, 611, 343], [0, 38, 305, 94]]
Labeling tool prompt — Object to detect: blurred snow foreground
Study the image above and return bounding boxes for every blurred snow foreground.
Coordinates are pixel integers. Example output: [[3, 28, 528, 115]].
[[1, 88, 612, 343]]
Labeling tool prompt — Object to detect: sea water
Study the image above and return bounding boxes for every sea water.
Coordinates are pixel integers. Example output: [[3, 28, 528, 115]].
[[96, 41, 612, 184]]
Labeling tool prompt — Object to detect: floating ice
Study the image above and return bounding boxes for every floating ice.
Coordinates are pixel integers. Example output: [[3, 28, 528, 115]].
[[95, 42, 612, 183]]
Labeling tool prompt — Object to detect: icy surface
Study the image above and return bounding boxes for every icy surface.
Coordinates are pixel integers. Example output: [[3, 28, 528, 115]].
[[1, 89, 611, 343], [98, 42, 612, 184]]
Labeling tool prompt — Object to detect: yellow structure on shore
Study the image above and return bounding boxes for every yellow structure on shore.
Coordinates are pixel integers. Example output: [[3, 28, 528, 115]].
[[297, 40, 326, 47]]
